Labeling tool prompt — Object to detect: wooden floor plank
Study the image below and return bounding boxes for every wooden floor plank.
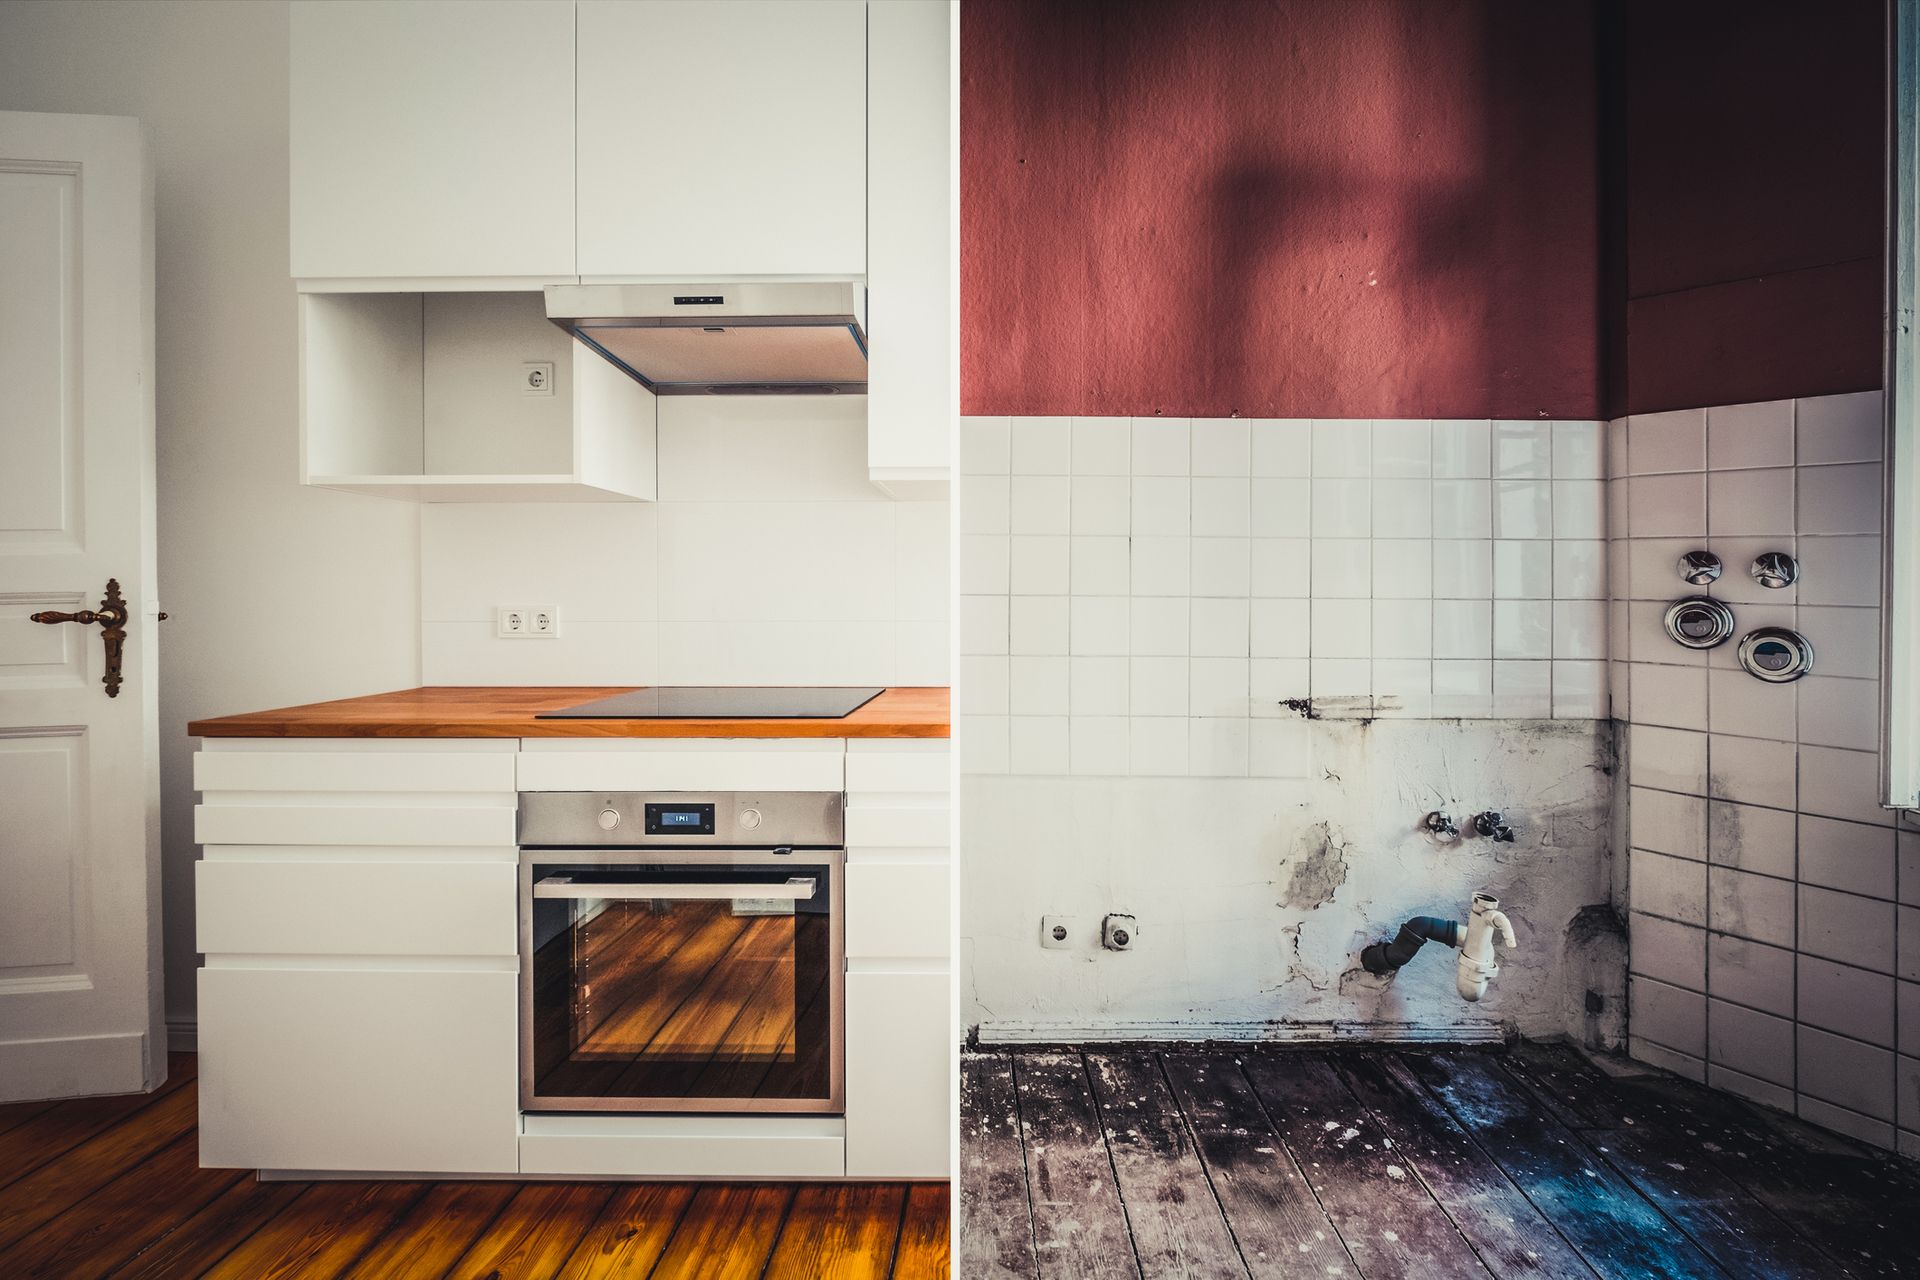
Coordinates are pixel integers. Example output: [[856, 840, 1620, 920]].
[[443, 1181, 615, 1280], [1084, 1052, 1248, 1278], [1014, 1052, 1141, 1280], [344, 1179, 521, 1279], [1241, 1053, 1490, 1279], [0, 1099, 54, 1142], [0, 1054, 197, 1193], [1503, 1043, 1916, 1279], [892, 1183, 953, 1280], [1161, 1052, 1360, 1279], [959, 1053, 1039, 1280], [111, 1174, 307, 1280], [1401, 1051, 1729, 1280], [647, 1183, 796, 1280], [0, 1130, 244, 1280], [1330, 1054, 1597, 1280], [0, 1078, 199, 1254], [550, 1182, 696, 1280], [762, 1182, 908, 1280], [196, 1180, 429, 1280]]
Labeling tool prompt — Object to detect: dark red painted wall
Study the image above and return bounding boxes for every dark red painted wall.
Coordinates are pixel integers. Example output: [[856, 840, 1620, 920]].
[[960, 0, 1603, 420], [1617, 0, 1884, 414]]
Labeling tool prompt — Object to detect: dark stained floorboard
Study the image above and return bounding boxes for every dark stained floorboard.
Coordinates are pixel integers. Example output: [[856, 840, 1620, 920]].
[[967, 1042, 1908, 1280], [0, 1057, 946, 1277]]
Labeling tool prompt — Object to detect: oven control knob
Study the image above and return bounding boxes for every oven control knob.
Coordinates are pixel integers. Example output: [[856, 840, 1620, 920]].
[[597, 808, 621, 831], [739, 808, 763, 830]]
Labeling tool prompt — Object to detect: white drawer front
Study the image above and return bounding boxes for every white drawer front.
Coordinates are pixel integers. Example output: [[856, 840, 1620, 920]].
[[196, 750, 516, 794], [844, 969, 952, 1178], [845, 749, 949, 794], [846, 861, 950, 960], [197, 860, 516, 956], [518, 1132, 844, 1179], [846, 806, 948, 849], [195, 803, 516, 847], [517, 749, 844, 793]]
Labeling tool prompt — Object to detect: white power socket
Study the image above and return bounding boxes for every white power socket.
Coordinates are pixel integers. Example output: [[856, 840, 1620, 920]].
[[496, 605, 560, 638], [1040, 915, 1077, 950]]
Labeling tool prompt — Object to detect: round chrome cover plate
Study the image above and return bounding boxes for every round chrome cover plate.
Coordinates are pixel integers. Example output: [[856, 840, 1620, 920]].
[[1663, 596, 1736, 649], [1737, 627, 1815, 683]]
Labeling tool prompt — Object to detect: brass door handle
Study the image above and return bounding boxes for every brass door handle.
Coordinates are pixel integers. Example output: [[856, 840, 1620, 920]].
[[31, 578, 131, 698]]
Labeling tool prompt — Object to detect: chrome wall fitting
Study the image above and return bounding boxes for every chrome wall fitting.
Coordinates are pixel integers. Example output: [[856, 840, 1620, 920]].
[[1663, 596, 1736, 649], [1471, 811, 1515, 842], [1750, 551, 1799, 589], [1677, 550, 1723, 586], [1423, 811, 1459, 839], [1737, 627, 1815, 682]]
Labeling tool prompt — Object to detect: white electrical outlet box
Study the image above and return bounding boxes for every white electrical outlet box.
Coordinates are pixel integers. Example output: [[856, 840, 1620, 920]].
[[521, 361, 555, 396], [1102, 913, 1137, 951], [1040, 915, 1076, 950], [497, 605, 559, 638]]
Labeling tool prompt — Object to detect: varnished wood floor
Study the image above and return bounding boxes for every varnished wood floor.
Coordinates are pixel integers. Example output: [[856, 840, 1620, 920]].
[[0, 1055, 948, 1279], [962, 1040, 1920, 1279]]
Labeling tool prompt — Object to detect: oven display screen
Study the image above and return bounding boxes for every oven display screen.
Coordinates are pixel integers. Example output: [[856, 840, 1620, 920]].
[[644, 803, 715, 835]]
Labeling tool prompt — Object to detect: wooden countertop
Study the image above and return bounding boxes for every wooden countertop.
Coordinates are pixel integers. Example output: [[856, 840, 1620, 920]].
[[188, 687, 950, 740]]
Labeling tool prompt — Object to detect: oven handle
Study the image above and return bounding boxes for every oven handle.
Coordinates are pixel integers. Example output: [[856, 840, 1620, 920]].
[[532, 875, 817, 901]]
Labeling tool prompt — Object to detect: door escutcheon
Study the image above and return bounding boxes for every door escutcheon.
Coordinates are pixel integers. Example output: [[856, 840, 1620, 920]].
[[31, 578, 131, 698]]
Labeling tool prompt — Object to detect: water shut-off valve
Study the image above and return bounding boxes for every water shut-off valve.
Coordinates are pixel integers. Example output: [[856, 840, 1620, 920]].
[[1359, 892, 1517, 1001]]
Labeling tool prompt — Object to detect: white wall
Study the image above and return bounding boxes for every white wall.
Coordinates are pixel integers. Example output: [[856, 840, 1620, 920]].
[[1611, 390, 1920, 1155], [420, 397, 948, 687], [0, 1, 422, 1038]]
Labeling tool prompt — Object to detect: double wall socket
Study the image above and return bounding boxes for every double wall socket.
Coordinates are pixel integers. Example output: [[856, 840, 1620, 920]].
[[496, 605, 560, 638]]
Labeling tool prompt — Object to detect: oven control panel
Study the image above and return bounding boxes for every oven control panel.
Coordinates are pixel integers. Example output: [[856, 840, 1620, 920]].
[[518, 790, 843, 848]]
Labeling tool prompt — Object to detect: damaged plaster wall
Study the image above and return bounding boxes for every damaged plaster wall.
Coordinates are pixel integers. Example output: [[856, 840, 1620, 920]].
[[963, 718, 1621, 1043]]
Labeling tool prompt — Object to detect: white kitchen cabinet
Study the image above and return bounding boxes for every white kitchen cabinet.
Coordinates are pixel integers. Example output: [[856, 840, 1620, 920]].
[[300, 289, 656, 502], [866, 0, 953, 497], [845, 968, 950, 1177], [289, 0, 576, 281], [575, 0, 867, 278], [199, 967, 520, 1174]]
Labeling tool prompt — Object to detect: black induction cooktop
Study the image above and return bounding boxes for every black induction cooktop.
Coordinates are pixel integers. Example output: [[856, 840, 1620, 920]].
[[536, 686, 886, 720]]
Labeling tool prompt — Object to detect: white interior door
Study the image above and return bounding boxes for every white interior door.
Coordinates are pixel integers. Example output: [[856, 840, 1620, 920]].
[[0, 110, 160, 1101]]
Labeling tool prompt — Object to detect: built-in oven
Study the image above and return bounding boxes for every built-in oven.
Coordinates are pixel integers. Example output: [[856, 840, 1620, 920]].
[[517, 791, 844, 1114]]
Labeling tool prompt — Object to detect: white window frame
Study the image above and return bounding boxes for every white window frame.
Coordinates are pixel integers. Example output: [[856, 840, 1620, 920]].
[[1888, 1, 1920, 808]]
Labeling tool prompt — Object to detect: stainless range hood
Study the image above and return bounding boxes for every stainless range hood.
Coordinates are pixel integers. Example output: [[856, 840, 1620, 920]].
[[545, 282, 867, 395]]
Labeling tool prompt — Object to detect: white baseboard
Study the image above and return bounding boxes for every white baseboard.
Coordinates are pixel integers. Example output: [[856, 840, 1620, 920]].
[[973, 1018, 1507, 1046], [0, 1031, 149, 1102], [166, 1019, 198, 1053]]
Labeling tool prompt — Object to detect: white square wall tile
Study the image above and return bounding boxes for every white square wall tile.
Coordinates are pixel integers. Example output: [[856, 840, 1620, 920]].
[[1799, 463, 1882, 536], [1432, 419, 1491, 478], [961, 417, 1011, 474], [1493, 481, 1552, 539], [1554, 540, 1607, 599], [1710, 1001, 1794, 1086], [1191, 478, 1252, 536], [1707, 400, 1794, 470], [1374, 540, 1434, 598], [1707, 468, 1794, 537], [1494, 600, 1552, 659], [1008, 715, 1068, 773], [1373, 599, 1432, 659], [1011, 417, 1071, 474], [1132, 476, 1191, 536], [961, 475, 1010, 535], [1069, 655, 1128, 716], [1432, 480, 1493, 538], [1435, 599, 1494, 659], [1192, 418, 1251, 476], [1553, 600, 1608, 659], [1630, 913, 1707, 990], [1796, 676, 1880, 752], [1250, 718, 1312, 777], [961, 714, 1009, 774], [1130, 598, 1190, 656], [1009, 536, 1069, 595], [1493, 659, 1552, 716], [1009, 475, 1071, 535], [1070, 536, 1130, 596], [1630, 724, 1708, 795], [1494, 540, 1554, 599], [1071, 476, 1130, 536], [1708, 801, 1795, 877], [1432, 660, 1492, 716], [1009, 655, 1069, 715], [960, 595, 1009, 655], [1628, 473, 1707, 538], [1797, 536, 1881, 607], [1251, 538, 1313, 597], [1372, 420, 1432, 476], [1010, 596, 1070, 655], [1551, 421, 1604, 479], [1707, 733, 1796, 810], [1130, 418, 1189, 475], [1629, 663, 1708, 730], [1068, 596, 1129, 657], [1312, 599, 1372, 658], [1627, 409, 1707, 475], [1131, 536, 1190, 596], [1312, 421, 1371, 476], [1250, 419, 1311, 476], [1706, 667, 1794, 742], [1710, 933, 1795, 1016], [1191, 598, 1250, 657], [1634, 849, 1709, 925], [1191, 537, 1252, 597], [1799, 885, 1897, 974], [1551, 479, 1605, 539], [1071, 417, 1129, 475], [1373, 659, 1433, 717], [1434, 540, 1493, 598], [1798, 745, 1896, 827], [1795, 606, 1878, 679], [1251, 598, 1311, 658], [1493, 421, 1553, 478], [1130, 655, 1188, 715], [1311, 657, 1372, 698], [1250, 478, 1311, 537], [1069, 716, 1130, 775], [1190, 717, 1251, 776], [960, 535, 1010, 595], [1313, 479, 1371, 537], [1311, 539, 1371, 599], [1631, 786, 1708, 860], [1251, 657, 1311, 711], [1797, 390, 1883, 465], [959, 655, 1009, 715], [1799, 813, 1896, 902], [1798, 1025, 1896, 1122], [1373, 478, 1433, 538], [1129, 716, 1189, 775], [1190, 656, 1250, 716]]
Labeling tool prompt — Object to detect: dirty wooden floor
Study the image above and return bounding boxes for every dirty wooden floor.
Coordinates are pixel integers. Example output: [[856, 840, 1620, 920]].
[[961, 1040, 1920, 1279], [0, 1054, 948, 1278]]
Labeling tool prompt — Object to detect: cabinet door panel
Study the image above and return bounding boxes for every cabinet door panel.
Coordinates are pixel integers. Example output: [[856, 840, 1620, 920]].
[[577, 0, 866, 277], [290, 0, 575, 279], [198, 967, 519, 1172], [845, 969, 950, 1177]]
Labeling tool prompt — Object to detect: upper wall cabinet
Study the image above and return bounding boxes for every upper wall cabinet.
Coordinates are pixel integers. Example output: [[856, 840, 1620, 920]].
[[289, 0, 576, 281], [575, 0, 867, 279]]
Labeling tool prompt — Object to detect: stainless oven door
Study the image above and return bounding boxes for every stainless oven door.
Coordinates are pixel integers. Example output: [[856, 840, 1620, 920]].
[[519, 848, 844, 1114]]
